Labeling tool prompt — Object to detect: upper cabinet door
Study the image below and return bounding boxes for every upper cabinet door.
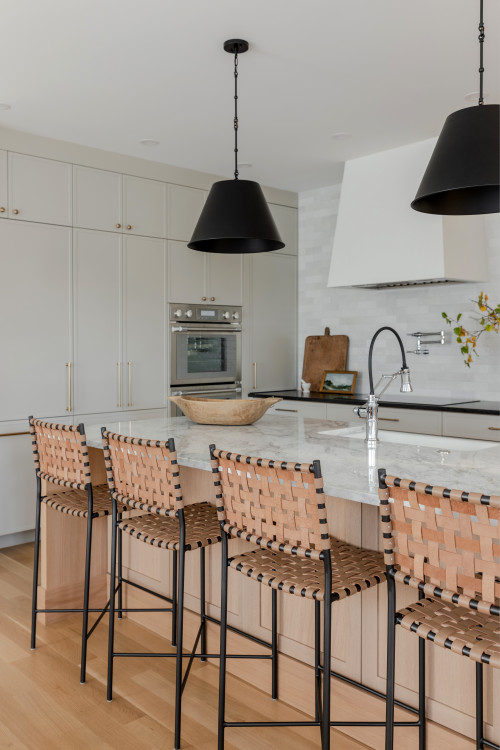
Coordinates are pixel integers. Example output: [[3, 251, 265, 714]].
[[268, 204, 298, 255], [123, 236, 166, 410], [0, 220, 72, 421], [8, 152, 72, 226], [73, 229, 122, 415], [168, 184, 206, 242], [168, 241, 206, 304], [123, 175, 167, 238], [0, 150, 7, 217], [73, 166, 122, 232], [207, 253, 243, 306]]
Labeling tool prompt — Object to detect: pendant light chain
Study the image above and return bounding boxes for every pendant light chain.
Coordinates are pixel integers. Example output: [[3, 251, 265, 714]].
[[478, 0, 485, 105], [233, 48, 239, 180]]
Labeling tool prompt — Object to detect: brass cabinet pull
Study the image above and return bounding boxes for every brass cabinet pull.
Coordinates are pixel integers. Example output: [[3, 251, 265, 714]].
[[210, 296, 215, 301], [253, 362, 257, 390], [0, 207, 5, 213], [379, 417, 400, 422], [12, 209, 19, 215], [202, 296, 207, 301], [66, 362, 72, 412], [128, 361, 132, 407], [488, 426, 500, 431], [117, 362, 122, 407], [0, 431, 30, 437], [126, 225, 132, 230], [275, 408, 297, 413], [116, 223, 121, 228]]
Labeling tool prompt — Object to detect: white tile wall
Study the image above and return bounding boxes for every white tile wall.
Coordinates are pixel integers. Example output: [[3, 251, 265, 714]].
[[298, 184, 500, 401]]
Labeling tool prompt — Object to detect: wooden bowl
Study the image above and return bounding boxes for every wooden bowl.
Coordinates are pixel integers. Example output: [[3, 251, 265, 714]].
[[167, 396, 282, 426]]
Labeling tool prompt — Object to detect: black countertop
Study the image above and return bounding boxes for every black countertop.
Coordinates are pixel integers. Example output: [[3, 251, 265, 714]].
[[249, 389, 500, 416]]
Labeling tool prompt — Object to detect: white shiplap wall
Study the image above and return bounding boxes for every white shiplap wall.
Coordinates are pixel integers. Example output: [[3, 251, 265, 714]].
[[298, 184, 500, 401]]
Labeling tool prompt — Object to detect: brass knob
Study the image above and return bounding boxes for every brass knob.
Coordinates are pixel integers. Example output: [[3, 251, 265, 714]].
[[202, 297, 207, 301], [210, 297, 215, 301], [0, 207, 5, 213], [12, 209, 19, 215], [126, 225, 132, 230], [115, 223, 121, 229]]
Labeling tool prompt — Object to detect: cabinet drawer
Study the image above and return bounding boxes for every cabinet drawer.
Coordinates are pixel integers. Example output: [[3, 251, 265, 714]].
[[442, 412, 500, 441], [271, 400, 327, 419], [326, 403, 358, 423], [377, 407, 442, 435]]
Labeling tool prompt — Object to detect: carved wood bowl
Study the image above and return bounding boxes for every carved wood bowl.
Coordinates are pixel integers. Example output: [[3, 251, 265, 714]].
[[167, 396, 283, 426]]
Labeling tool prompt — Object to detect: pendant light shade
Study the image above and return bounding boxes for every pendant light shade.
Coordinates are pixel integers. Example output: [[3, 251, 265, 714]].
[[411, 104, 500, 215], [188, 179, 284, 254], [188, 39, 284, 254], [412, 0, 500, 216]]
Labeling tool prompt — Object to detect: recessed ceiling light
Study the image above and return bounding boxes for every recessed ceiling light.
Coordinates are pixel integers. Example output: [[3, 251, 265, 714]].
[[139, 139, 160, 147], [331, 132, 352, 140], [464, 91, 488, 102], [0, 103, 11, 111]]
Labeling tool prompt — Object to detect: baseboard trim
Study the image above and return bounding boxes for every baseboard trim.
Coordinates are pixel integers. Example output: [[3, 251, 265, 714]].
[[0, 529, 35, 549]]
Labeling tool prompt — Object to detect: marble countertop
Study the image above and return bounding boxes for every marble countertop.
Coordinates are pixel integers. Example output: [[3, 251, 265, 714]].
[[85, 413, 500, 506]]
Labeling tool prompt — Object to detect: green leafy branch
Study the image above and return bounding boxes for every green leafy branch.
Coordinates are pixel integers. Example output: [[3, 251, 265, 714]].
[[442, 292, 500, 367]]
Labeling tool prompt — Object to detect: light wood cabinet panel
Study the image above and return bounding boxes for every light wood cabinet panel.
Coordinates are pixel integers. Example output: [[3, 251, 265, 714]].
[[168, 241, 206, 303], [207, 252, 243, 306], [73, 229, 122, 414], [0, 221, 72, 421], [8, 152, 72, 225], [247, 253, 297, 391], [443, 411, 500, 442], [168, 184, 206, 241], [123, 175, 167, 238], [73, 165, 122, 232], [0, 149, 7, 217], [269, 203, 298, 255], [123, 236, 167, 410]]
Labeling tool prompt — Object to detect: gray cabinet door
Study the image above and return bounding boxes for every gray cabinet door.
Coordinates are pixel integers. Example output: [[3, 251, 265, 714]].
[[123, 175, 167, 238], [8, 152, 72, 226], [73, 165, 122, 232], [168, 241, 206, 304]]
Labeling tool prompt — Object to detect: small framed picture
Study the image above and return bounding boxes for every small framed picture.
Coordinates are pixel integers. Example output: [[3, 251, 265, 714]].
[[319, 370, 358, 394]]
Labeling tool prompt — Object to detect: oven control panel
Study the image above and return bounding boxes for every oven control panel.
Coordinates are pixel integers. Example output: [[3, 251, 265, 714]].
[[170, 303, 242, 324]]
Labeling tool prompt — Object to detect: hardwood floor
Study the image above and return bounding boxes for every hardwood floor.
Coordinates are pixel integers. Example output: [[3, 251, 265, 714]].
[[0, 543, 472, 750]]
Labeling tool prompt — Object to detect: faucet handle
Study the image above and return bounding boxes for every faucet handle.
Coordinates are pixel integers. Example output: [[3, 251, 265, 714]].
[[354, 406, 367, 419]]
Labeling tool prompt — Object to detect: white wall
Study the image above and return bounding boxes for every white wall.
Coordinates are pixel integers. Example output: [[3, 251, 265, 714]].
[[298, 184, 500, 401]]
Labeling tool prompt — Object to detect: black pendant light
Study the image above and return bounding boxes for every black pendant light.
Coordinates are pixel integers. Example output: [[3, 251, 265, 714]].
[[412, 0, 500, 215], [188, 39, 284, 254]]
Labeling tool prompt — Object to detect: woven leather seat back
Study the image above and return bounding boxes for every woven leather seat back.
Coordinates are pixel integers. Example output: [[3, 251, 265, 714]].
[[29, 418, 90, 490], [210, 448, 330, 559], [102, 431, 183, 515], [379, 474, 500, 610]]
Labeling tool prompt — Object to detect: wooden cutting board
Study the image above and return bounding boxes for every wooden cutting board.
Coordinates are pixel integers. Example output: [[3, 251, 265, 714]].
[[302, 327, 349, 392]]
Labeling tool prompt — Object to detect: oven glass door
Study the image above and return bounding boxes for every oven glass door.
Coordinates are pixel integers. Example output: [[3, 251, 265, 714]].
[[171, 329, 240, 386]]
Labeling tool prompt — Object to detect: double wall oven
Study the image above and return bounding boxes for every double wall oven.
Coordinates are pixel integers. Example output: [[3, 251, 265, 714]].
[[169, 303, 242, 416]]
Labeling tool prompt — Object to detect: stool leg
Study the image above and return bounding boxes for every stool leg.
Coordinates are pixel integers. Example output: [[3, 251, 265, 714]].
[[418, 590, 426, 750], [30, 484, 42, 650], [117, 516, 123, 620], [271, 587, 278, 700], [476, 662, 483, 750], [171, 550, 178, 647], [321, 550, 332, 750], [200, 547, 206, 662], [174, 544, 186, 750], [80, 504, 93, 684], [385, 574, 396, 750], [315, 600, 321, 722], [107, 504, 118, 702], [218, 532, 229, 750]]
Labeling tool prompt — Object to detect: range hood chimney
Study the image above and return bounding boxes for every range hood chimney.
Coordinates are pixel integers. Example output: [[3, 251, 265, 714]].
[[328, 139, 489, 289]]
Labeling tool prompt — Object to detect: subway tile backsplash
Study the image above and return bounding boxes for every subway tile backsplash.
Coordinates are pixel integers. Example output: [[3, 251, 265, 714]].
[[298, 184, 500, 401]]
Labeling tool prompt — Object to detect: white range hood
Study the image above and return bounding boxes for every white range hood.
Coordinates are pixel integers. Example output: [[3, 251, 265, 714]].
[[327, 138, 489, 288]]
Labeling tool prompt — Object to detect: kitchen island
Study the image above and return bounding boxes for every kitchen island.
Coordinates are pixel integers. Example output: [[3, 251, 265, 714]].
[[39, 413, 499, 749]]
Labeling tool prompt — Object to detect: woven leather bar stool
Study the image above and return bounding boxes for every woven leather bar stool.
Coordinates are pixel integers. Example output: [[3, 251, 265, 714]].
[[29, 417, 113, 684], [211, 446, 390, 750], [379, 470, 500, 750], [102, 430, 224, 750]]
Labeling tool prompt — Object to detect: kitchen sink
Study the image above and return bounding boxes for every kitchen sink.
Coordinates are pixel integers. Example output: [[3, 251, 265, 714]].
[[318, 426, 497, 451]]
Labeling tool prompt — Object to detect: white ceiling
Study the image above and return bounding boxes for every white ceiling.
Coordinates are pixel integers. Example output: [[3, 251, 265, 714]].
[[1, 0, 499, 192]]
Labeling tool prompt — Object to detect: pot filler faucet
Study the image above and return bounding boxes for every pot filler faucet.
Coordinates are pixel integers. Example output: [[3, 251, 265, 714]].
[[354, 326, 412, 446]]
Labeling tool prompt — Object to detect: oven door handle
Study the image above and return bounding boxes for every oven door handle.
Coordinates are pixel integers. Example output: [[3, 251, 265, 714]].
[[171, 325, 242, 333], [170, 387, 242, 396]]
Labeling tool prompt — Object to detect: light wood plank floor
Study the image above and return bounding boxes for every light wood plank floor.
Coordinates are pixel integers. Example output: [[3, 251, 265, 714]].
[[0, 543, 471, 750]]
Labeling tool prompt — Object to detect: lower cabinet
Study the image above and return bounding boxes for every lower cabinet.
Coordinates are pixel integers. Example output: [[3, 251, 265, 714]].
[[268, 400, 327, 419], [443, 411, 500, 442], [326, 403, 443, 435]]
